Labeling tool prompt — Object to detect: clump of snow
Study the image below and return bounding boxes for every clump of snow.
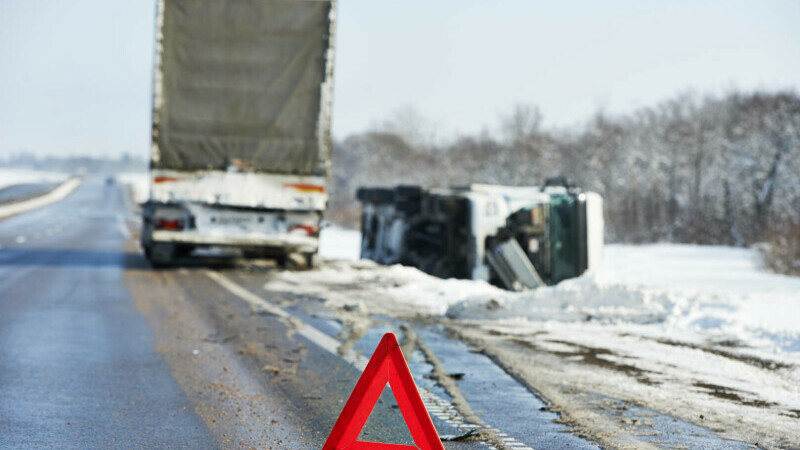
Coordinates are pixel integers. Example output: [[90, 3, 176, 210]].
[[115, 172, 149, 204], [318, 226, 361, 261], [0, 168, 69, 190], [268, 259, 505, 317]]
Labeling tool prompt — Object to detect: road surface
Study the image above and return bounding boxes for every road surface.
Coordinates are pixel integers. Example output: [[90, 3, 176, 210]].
[[0, 177, 750, 449]]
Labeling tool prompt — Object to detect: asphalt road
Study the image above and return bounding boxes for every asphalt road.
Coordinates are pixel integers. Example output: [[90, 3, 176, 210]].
[[0, 178, 213, 448], [0, 177, 747, 449]]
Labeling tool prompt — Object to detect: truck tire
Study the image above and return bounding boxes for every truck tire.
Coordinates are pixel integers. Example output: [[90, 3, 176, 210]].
[[174, 244, 193, 259], [283, 252, 307, 271], [304, 252, 318, 269], [146, 243, 176, 267]]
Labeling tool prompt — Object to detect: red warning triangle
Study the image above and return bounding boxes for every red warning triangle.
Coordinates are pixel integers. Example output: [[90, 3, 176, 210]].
[[322, 332, 444, 450]]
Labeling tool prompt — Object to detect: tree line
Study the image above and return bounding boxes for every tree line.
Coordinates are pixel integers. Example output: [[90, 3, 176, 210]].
[[328, 90, 800, 275]]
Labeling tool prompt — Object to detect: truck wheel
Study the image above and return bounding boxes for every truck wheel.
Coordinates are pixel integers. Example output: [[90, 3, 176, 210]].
[[304, 252, 318, 269], [146, 243, 176, 267], [174, 245, 193, 259], [282, 252, 307, 271]]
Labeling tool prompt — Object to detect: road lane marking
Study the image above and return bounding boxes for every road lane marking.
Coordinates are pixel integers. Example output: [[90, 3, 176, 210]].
[[206, 271, 288, 319], [204, 270, 365, 367], [117, 215, 131, 238], [205, 270, 521, 449]]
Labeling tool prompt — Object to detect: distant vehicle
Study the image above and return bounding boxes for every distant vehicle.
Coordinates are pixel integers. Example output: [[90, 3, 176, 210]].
[[357, 178, 604, 290], [141, 0, 336, 267]]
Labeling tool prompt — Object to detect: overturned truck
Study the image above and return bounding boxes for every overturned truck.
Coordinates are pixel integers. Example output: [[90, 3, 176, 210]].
[[357, 179, 604, 290]]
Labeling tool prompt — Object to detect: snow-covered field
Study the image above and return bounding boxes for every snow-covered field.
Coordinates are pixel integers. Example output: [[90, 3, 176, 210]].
[[0, 168, 69, 190], [283, 229, 800, 448]]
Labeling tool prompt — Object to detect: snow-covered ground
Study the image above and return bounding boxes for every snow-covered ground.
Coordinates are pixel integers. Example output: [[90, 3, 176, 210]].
[[288, 229, 800, 448], [318, 226, 361, 261], [315, 229, 800, 352], [0, 168, 69, 190], [115, 172, 149, 204]]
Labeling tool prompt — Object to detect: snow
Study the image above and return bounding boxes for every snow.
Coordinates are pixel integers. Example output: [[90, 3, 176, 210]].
[[604, 244, 800, 337], [318, 226, 361, 261], [446, 244, 800, 352], [265, 233, 800, 447], [444, 245, 800, 447], [0, 168, 69, 190], [314, 229, 800, 351], [269, 259, 505, 317], [115, 172, 149, 204]]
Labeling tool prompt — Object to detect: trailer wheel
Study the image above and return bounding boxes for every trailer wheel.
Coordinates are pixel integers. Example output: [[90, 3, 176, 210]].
[[283, 252, 307, 271], [174, 245, 193, 259], [304, 252, 318, 269], [146, 243, 176, 267]]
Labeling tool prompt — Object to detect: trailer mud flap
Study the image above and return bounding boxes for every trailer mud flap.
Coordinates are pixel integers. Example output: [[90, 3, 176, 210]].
[[486, 238, 544, 291]]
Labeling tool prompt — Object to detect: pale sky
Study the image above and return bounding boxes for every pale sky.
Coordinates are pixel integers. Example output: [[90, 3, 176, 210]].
[[1, 0, 798, 158]]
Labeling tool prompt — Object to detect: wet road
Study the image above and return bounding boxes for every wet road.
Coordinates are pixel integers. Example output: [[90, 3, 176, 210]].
[[0, 178, 212, 448]]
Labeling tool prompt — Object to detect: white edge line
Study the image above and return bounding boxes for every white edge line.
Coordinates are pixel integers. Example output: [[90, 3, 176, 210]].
[[204, 270, 369, 370]]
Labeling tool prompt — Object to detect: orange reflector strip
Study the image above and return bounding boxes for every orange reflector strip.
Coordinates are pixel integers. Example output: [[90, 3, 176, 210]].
[[153, 176, 181, 184], [284, 183, 325, 193]]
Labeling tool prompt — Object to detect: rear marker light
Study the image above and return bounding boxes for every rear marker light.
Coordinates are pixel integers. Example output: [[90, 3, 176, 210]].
[[153, 176, 181, 184], [156, 218, 184, 230], [289, 224, 319, 237], [284, 183, 325, 193]]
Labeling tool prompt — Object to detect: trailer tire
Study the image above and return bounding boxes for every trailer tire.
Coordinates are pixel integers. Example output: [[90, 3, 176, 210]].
[[283, 252, 307, 271], [304, 252, 318, 269], [146, 243, 176, 267]]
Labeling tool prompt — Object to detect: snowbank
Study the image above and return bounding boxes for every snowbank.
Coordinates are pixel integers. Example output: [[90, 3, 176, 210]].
[[115, 172, 149, 204], [446, 275, 679, 324], [0, 168, 69, 190], [448, 244, 800, 352], [268, 260, 505, 317]]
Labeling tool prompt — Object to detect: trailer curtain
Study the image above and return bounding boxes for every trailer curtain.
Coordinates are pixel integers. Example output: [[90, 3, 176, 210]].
[[153, 0, 333, 175]]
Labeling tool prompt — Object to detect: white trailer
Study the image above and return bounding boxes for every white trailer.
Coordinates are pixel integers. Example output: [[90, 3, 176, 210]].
[[142, 0, 336, 266]]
